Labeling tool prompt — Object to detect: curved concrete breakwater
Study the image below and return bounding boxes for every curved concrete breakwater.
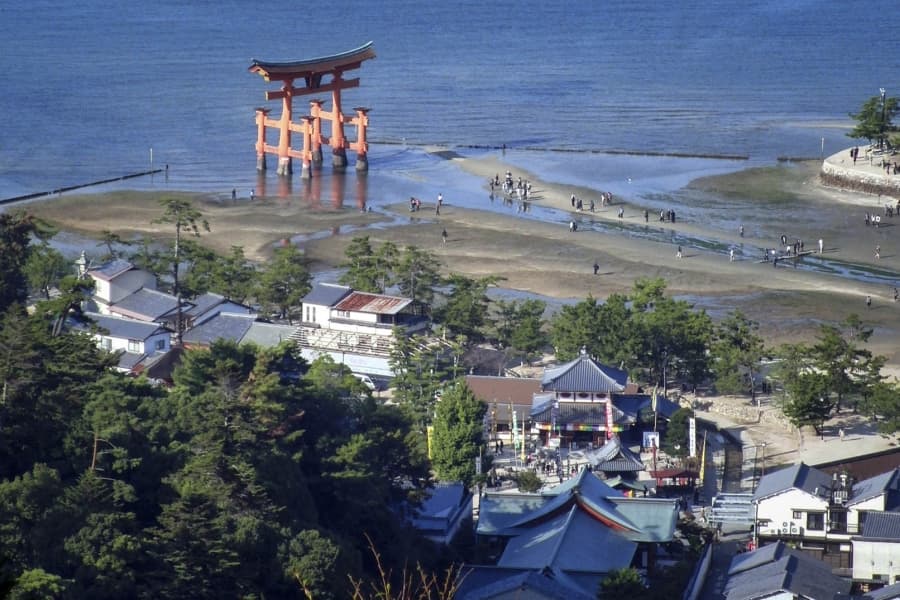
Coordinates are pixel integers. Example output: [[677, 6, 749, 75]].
[[821, 147, 900, 196]]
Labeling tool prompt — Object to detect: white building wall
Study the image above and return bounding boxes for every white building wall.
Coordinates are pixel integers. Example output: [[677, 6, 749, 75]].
[[853, 540, 900, 584], [849, 495, 886, 532], [333, 309, 378, 325], [756, 489, 828, 539], [303, 303, 332, 328], [104, 270, 156, 304], [95, 331, 169, 355]]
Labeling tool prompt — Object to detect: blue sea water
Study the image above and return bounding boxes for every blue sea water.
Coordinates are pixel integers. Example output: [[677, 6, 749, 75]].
[[0, 0, 896, 200]]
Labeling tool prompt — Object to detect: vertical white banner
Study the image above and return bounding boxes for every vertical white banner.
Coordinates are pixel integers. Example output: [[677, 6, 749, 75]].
[[688, 417, 697, 458]]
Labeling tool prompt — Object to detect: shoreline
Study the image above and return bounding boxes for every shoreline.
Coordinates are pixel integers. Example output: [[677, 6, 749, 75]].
[[22, 148, 900, 370]]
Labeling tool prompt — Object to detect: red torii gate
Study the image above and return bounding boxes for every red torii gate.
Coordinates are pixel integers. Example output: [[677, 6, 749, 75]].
[[249, 42, 375, 178]]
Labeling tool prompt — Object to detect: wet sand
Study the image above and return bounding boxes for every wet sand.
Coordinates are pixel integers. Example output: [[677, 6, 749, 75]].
[[24, 154, 900, 370]]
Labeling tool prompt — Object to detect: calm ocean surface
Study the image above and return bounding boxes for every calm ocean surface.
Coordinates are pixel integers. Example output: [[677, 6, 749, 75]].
[[0, 0, 896, 201]]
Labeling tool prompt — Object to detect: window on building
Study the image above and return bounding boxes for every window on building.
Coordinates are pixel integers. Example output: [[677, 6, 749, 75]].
[[336, 310, 350, 318], [311, 306, 316, 321], [127, 339, 141, 353], [155, 339, 166, 352], [806, 512, 825, 531], [793, 510, 802, 520], [101, 337, 112, 351]]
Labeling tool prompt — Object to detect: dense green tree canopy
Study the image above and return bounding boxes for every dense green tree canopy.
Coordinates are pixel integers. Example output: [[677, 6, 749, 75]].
[[429, 381, 486, 487], [848, 93, 899, 146], [255, 245, 312, 323]]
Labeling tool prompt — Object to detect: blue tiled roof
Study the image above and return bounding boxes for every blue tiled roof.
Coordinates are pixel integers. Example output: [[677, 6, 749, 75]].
[[110, 288, 180, 321], [499, 506, 637, 572], [752, 463, 832, 502], [541, 353, 627, 393], [864, 581, 900, 600], [455, 566, 594, 600], [302, 282, 351, 307], [851, 468, 900, 506], [860, 511, 900, 540], [724, 542, 850, 600]]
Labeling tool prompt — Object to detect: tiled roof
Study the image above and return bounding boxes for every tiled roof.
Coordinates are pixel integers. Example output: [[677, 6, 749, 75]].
[[541, 352, 627, 393], [606, 497, 680, 542], [586, 437, 644, 472], [109, 288, 180, 322], [752, 463, 832, 503], [860, 511, 900, 540], [182, 313, 256, 346], [455, 566, 594, 600], [302, 282, 352, 307], [240, 322, 297, 347], [333, 291, 412, 315], [531, 400, 637, 427], [184, 292, 226, 319], [725, 541, 850, 600], [864, 581, 900, 600], [465, 375, 542, 406], [499, 506, 637, 572], [79, 312, 168, 341], [850, 468, 900, 506], [87, 258, 134, 281]]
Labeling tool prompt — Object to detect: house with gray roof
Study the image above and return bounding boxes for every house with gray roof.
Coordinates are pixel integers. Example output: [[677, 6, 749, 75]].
[[468, 468, 679, 597], [86, 258, 157, 312], [754, 464, 900, 579], [293, 282, 431, 378], [724, 540, 851, 600], [76, 312, 172, 374], [852, 512, 900, 585]]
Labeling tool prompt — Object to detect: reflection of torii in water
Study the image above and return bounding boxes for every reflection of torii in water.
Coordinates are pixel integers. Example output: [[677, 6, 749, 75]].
[[249, 42, 376, 178]]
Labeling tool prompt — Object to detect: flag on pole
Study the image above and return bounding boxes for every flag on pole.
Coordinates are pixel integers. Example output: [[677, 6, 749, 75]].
[[605, 399, 614, 440], [511, 404, 518, 454], [698, 432, 707, 485]]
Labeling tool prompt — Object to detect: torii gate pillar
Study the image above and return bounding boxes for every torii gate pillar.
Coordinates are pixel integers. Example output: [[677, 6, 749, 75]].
[[248, 42, 376, 176]]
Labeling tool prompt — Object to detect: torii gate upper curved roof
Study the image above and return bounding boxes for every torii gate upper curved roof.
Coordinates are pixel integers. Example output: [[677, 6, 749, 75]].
[[249, 41, 375, 82]]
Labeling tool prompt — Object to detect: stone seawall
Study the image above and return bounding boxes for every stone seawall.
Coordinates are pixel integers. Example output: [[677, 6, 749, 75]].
[[821, 155, 900, 197]]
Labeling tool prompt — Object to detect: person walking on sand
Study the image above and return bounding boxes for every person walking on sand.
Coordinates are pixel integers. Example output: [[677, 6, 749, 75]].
[[875, 245, 881, 260], [729, 248, 735, 262], [571, 194, 576, 208], [569, 220, 577, 233], [441, 228, 448, 244], [839, 428, 845, 442], [818, 238, 824, 254], [867, 295, 872, 309], [232, 188, 236, 201], [739, 224, 744, 237], [250, 189, 255, 201], [618, 207, 624, 219], [593, 262, 599, 275], [676, 245, 683, 259], [644, 209, 649, 223]]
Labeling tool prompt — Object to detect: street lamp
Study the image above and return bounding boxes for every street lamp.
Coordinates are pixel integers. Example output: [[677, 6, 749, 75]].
[[880, 88, 887, 149]]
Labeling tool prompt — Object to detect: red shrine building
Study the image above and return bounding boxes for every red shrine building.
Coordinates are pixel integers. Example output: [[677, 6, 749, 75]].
[[249, 42, 375, 178]]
